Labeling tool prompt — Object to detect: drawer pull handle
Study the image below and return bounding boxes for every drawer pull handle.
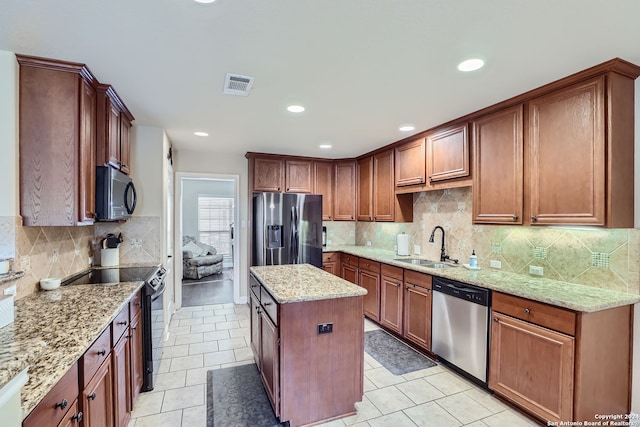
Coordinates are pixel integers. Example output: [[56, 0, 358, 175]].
[[531, 216, 537, 221], [118, 321, 128, 326], [263, 302, 272, 306], [55, 399, 68, 410], [493, 317, 499, 322], [512, 215, 518, 221], [524, 308, 530, 314], [88, 392, 97, 400], [97, 349, 106, 356], [72, 412, 83, 423]]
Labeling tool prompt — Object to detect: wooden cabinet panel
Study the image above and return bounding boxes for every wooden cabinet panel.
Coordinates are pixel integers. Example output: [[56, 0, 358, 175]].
[[472, 105, 524, 224], [528, 77, 605, 225], [341, 263, 358, 285], [253, 157, 285, 192], [380, 274, 403, 334], [129, 290, 142, 319], [112, 304, 130, 344], [129, 312, 143, 407], [260, 287, 278, 326], [359, 269, 380, 321], [489, 312, 574, 423], [23, 362, 79, 427], [57, 399, 82, 427], [96, 85, 134, 175], [427, 124, 469, 182], [373, 150, 395, 222], [260, 310, 280, 417], [356, 156, 373, 221], [314, 161, 333, 220], [79, 79, 97, 224], [112, 333, 131, 427], [81, 326, 111, 389], [106, 99, 121, 169], [285, 159, 312, 193], [81, 358, 114, 427], [403, 271, 432, 351], [250, 292, 261, 367], [322, 252, 339, 276], [493, 292, 576, 336], [395, 138, 426, 187], [119, 115, 132, 175], [333, 161, 356, 220]]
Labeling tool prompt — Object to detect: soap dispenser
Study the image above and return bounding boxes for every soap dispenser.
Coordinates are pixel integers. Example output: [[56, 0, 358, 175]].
[[469, 250, 478, 268]]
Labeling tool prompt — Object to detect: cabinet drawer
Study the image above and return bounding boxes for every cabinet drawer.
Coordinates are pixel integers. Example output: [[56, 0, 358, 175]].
[[358, 258, 380, 273], [81, 326, 111, 388], [322, 252, 338, 263], [250, 275, 261, 300], [403, 269, 432, 290], [112, 303, 130, 344], [130, 289, 142, 319], [341, 254, 359, 267], [260, 287, 278, 326], [23, 362, 79, 427], [381, 264, 403, 280], [492, 292, 576, 336]]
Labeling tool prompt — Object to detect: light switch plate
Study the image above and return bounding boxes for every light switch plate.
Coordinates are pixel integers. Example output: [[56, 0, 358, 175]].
[[414, 245, 421, 255], [0, 295, 14, 330]]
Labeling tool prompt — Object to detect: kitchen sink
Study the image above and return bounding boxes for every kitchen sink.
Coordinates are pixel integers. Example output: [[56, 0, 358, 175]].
[[394, 258, 459, 268]]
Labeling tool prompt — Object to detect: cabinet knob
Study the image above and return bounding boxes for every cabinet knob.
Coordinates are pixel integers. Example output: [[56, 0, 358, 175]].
[[72, 412, 83, 423], [493, 317, 499, 322], [97, 349, 106, 356], [512, 215, 518, 221], [132, 326, 137, 330], [88, 392, 97, 401], [135, 302, 142, 307], [55, 399, 68, 410], [277, 187, 281, 191], [351, 216, 354, 220], [87, 212, 96, 218], [524, 308, 530, 314], [530, 215, 537, 221]]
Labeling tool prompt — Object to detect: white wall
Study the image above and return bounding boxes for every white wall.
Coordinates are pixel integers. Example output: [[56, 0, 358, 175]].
[[130, 126, 165, 216], [0, 51, 18, 216], [632, 79, 640, 414], [174, 150, 248, 299], [182, 179, 235, 240]]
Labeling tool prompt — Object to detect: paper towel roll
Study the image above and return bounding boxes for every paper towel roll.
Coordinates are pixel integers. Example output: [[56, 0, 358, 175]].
[[397, 233, 410, 256], [100, 248, 120, 267]]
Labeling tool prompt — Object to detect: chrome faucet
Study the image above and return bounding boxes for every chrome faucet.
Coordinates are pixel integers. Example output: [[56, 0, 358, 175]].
[[429, 226, 458, 264]]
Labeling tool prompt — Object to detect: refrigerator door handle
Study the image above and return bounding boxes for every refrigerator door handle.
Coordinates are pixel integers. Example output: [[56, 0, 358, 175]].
[[290, 206, 299, 263]]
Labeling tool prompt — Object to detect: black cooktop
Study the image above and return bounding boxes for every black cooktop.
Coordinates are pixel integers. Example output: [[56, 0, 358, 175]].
[[63, 266, 160, 286]]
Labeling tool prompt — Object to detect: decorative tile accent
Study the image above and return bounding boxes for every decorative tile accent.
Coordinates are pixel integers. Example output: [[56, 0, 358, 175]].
[[491, 243, 502, 254], [534, 247, 548, 260], [591, 252, 610, 268]]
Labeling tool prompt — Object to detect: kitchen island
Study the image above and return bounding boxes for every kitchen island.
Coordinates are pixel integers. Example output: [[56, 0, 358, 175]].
[[250, 264, 367, 427]]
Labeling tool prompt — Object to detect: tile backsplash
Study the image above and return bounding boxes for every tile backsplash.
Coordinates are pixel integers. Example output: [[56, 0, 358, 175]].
[[349, 186, 640, 295], [95, 216, 161, 265]]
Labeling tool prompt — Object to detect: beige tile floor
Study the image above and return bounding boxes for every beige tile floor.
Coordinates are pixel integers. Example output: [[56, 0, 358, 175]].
[[129, 303, 540, 427]]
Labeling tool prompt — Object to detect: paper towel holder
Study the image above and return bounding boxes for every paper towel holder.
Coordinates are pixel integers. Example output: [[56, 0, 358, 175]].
[[396, 232, 410, 256]]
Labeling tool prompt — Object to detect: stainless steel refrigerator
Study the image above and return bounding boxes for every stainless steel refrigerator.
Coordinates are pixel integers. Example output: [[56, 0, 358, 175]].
[[252, 192, 323, 268]]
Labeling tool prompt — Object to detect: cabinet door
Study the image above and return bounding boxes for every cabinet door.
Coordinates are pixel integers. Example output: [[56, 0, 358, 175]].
[[333, 161, 356, 220], [254, 157, 285, 192], [489, 312, 574, 423], [113, 334, 131, 427], [260, 310, 280, 416], [130, 313, 144, 407], [356, 156, 373, 221], [82, 358, 114, 427], [285, 159, 312, 193], [250, 292, 261, 367], [427, 124, 469, 182], [359, 270, 380, 321], [403, 284, 431, 350], [395, 138, 426, 187], [106, 97, 121, 170], [341, 263, 358, 285], [314, 161, 333, 220], [472, 105, 523, 224], [79, 79, 96, 224], [57, 400, 82, 427], [373, 150, 395, 222], [380, 275, 403, 334], [528, 77, 605, 225], [119, 115, 132, 175]]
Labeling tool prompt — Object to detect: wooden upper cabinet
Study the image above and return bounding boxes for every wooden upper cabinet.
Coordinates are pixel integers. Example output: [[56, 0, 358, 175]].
[[285, 159, 312, 193], [314, 161, 333, 220], [528, 77, 606, 226], [427, 124, 470, 182], [373, 150, 396, 222], [395, 138, 426, 187], [472, 105, 524, 224], [17, 55, 97, 226], [356, 156, 374, 221], [96, 84, 134, 175], [333, 161, 356, 221], [253, 157, 285, 192]]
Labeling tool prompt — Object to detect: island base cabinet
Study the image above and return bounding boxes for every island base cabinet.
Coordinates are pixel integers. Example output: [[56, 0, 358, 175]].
[[81, 357, 114, 427], [259, 310, 280, 416], [489, 312, 574, 423]]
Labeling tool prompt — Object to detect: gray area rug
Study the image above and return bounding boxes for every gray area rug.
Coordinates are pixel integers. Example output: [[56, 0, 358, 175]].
[[364, 329, 437, 375], [207, 364, 284, 427]]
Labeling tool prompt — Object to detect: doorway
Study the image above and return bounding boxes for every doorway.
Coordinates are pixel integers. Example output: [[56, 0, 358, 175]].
[[174, 173, 240, 310]]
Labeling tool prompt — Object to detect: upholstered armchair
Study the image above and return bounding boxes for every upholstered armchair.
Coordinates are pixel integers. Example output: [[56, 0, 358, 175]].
[[182, 236, 224, 280]]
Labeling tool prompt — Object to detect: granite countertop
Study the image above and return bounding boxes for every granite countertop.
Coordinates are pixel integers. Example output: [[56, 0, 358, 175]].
[[323, 245, 640, 312], [0, 278, 144, 419], [250, 264, 367, 303]]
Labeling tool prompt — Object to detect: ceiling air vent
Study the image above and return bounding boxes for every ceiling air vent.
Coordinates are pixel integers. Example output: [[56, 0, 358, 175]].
[[223, 73, 255, 96]]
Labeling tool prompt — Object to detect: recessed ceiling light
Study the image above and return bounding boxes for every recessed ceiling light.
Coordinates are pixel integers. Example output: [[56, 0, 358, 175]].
[[194, 131, 209, 137], [287, 105, 305, 113], [319, 144, 332, 150], [399, 125, 415, 132], [194, 0, 215, 3], [457, 58, 485, 72]]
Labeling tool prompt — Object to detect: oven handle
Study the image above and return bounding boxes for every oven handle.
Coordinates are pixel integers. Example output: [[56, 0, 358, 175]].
[[150, 280, 166, 302]]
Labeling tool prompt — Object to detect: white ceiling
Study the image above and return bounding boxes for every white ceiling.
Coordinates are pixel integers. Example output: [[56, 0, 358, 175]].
[[1, 0, 639, 159]]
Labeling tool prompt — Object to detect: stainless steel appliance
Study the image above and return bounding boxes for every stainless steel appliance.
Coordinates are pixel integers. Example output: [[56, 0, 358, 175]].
[[252, 192, 322, 268], [432, 276, 490, 385], [63, 265, 166, 391], [96, 166, 137, 221]]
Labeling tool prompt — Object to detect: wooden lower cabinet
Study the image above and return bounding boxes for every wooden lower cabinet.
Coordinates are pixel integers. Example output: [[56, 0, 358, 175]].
[[113, 333, 132, 427], [250, 292, 261, 367], [23, 363, 80, 427], [57, 400, 83, 427], [402, 271, 432, 351], [129, 312, 143, 408], [81, 357, 113, 427], [379, 265, 403, 334], [341, 262, 358, 285], [259, 309, 280, 415], [359, 259, 381, 321], [322, 252, 339, 276]]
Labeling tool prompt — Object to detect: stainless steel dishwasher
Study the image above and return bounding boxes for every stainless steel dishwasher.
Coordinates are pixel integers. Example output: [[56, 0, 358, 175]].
[[432, 276, 491, 385]]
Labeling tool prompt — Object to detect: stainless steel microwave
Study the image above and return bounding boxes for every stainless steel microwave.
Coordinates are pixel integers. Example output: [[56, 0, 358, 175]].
[[96, 166, 137, 221]]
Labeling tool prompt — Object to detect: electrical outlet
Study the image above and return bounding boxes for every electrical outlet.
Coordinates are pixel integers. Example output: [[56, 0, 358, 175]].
[[414, 245, 421, 255], [366, 241, 372, 246], [317, 323, 333, 334], [52, 249, 59, 262], [490, 260, 501, 269], [88, 256, 93, 266], [529, 265, 544, 276], [3, 285, 16, 296]]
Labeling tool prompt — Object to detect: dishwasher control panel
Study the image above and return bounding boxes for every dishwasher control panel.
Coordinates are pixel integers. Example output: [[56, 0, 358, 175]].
[[432, 278, 490, 306]]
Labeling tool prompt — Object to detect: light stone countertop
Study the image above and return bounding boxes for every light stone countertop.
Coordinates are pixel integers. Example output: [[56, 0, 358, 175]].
[[250, 264, 367, 303], [323, 245, 640, 312], [0, 278, 144, 419]]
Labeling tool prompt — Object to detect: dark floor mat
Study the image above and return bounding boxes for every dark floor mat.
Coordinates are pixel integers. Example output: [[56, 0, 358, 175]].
[[207, 364, 284, 427], [364, 329, 437, 375]]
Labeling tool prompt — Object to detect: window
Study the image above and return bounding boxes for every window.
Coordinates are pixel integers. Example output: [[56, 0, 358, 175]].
[[198, 196, 234, 257]]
